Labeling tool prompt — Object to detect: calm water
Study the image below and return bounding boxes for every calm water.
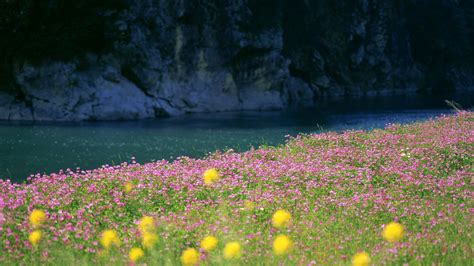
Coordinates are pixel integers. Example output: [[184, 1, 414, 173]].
[[0, 94, 472, 182]]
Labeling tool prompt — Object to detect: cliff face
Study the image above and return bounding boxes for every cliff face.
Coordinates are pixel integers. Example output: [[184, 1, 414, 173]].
[[0, 0, 473, 121]]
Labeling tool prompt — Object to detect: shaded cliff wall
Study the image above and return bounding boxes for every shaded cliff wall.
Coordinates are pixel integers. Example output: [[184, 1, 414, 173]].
[[0, 0, 473, 120]]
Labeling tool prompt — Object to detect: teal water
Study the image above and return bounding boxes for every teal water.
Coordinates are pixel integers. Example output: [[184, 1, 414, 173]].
[[0, 95, 471, 182]]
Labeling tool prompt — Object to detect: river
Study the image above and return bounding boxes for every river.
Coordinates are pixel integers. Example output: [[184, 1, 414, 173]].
[[0, 94, 471, 182]]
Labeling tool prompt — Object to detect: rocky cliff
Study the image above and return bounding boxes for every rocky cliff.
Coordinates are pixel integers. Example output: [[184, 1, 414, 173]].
[[0, 0, 473, 121]]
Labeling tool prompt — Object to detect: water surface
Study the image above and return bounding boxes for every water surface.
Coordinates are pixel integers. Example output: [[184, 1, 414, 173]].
[[0, 94, 471, 182]]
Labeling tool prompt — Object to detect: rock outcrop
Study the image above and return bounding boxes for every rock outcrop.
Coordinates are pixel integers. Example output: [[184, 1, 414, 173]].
[[0, 0, 472, 121]]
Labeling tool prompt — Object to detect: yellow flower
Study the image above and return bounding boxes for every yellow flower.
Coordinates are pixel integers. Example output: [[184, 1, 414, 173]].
[[203, 168, 219, 185], [272, 209, 291, 228], [223, 241, 241, 260], [141, 232, 158, 249], [100, 229, 120, 249], [28, 230, 42, 246], [352, 252, 371, 266], [138, 216, 155, 234], [29, 209, 46, 228], [180, 248, 199, 266], [129, 247, 145, 263], [124, 182, 133, 193], [382, 222, 404, 243], [244, 200, 255, 211], [272, 235, 292, 256], [200, 236, 218, 252]]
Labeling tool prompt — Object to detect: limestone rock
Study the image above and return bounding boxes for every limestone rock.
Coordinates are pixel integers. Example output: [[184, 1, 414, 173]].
[[0, 0, 472, 121]]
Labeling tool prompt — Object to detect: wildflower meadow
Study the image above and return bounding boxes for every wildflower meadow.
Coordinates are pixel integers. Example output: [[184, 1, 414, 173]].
[[0, 112, 472, 265]]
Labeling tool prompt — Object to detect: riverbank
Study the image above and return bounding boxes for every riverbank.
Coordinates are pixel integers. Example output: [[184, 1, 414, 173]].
[[0, 112, 473, 265]]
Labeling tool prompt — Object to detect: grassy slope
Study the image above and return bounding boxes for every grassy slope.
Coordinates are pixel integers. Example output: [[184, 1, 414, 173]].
[[0, 112, 473, 265]]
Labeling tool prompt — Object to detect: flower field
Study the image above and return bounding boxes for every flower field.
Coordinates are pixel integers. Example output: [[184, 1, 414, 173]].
[[0, 112, 473, 265]]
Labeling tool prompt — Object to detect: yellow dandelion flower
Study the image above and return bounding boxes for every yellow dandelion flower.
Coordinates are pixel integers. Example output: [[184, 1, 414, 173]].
[[200, 236, 218, 252], [244, 200, 255, 211], [180, 248, 199, 266], [29, 209, 46, 228], [129, 247, 145, 263], [382, 222, 404, 243], [100, 229, 120, 249], [141, 232, 158, 249], [124, 182, 133, 193], [138, 216, 155, 234], [28, 230, 42, 246], [272, 209, 291, 228], [352, 252, 371, 266], [223, 241, 241, 260], [272, 235, 292, 256], [203, 168, 219, 185]]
